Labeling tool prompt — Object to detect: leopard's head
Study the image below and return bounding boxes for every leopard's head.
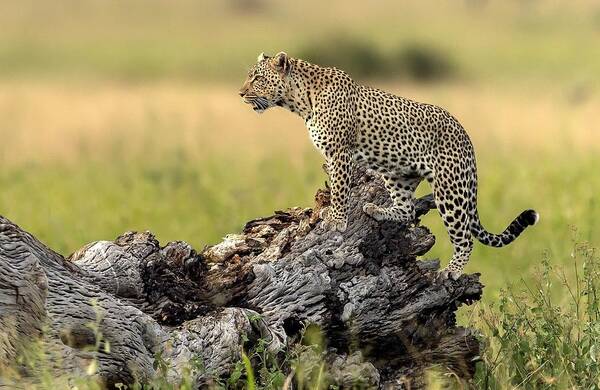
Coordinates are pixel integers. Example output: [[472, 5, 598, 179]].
[[239, 52, 292, 113]]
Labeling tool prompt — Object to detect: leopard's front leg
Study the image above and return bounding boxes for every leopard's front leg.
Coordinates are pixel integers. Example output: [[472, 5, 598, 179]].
[[321, 148, 352, 232]]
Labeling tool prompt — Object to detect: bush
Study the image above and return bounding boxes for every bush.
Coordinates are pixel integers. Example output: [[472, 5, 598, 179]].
[[298, 35, 386, 78], [473, 236, 600, 389], [298, 36, 456, 81], [393, 43, 455, 81]]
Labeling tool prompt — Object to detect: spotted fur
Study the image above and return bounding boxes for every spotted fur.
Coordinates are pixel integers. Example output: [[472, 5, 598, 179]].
[[239, 52, 539, 279]]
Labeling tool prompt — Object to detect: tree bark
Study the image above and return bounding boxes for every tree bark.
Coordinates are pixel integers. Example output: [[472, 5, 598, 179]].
[[0, 167, 483, 389]]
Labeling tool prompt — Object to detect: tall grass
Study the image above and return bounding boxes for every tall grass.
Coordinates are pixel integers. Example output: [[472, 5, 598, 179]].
[[409, 237, 600, 388], [472, 236, 600, 388]]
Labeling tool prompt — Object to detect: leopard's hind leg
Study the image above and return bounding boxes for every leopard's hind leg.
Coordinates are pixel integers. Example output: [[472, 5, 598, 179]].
[[433, 172, 474, 280], [363, 174, 422, 223]]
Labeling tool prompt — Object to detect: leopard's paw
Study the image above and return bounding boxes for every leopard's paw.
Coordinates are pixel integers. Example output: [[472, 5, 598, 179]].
[[362, 203, 384, 221], [320, 207, 348, 233], [437, 267, 462, 281]]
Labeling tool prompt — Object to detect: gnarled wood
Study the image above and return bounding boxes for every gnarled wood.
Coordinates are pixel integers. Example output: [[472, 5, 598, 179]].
[[0, 167, 483, 389]]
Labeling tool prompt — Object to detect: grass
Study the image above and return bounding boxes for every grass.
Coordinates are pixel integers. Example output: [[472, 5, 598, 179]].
[[0, 154, 321, 255], [470, 236, 600, 389], [1, 1, 600, 83]]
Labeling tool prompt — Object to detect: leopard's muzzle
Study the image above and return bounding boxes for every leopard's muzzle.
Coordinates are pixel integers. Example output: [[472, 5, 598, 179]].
[[241, 95, 271, 114]]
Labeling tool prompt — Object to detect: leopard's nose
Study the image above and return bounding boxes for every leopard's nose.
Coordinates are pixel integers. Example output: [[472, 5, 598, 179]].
[[238, 90, 246, 97]]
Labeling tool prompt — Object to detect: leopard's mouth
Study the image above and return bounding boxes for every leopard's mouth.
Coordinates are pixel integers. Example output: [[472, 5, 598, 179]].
[[242, 96, 270, 113]]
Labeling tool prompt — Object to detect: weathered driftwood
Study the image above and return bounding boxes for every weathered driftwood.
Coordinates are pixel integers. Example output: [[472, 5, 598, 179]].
[[0, 167, 483, 389]]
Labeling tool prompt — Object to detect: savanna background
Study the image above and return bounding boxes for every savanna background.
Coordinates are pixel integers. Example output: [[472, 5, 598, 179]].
[[1, 0, 599, 388]]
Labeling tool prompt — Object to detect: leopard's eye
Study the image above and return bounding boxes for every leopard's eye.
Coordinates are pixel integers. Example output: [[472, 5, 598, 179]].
[[252, 75, 265, 85]]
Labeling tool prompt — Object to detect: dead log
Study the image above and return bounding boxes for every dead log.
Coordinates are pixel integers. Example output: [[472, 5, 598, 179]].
[[0, 167, 483, 389]]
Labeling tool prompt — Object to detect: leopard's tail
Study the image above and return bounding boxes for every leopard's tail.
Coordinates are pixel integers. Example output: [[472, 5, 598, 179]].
[[467, 173, 539, 247], [470, 208, 539, 247]]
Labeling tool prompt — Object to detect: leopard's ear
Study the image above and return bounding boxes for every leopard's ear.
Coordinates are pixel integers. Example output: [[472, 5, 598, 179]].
[[257, 52, 269, 62], [271, 51, 291, 77]]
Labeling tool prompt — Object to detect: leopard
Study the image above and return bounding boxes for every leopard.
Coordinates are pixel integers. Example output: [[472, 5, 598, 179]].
[[239, 51, 539, 279]]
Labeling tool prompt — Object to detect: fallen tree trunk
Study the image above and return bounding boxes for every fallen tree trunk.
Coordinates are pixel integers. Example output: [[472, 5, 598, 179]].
[[0, 167, 483, 389]]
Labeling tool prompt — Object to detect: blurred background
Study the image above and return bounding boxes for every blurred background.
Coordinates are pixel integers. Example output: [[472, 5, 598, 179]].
[[0, 0, 598, 298]]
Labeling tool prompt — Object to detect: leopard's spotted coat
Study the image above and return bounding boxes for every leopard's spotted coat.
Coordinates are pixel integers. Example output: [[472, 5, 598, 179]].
[[239, 52, 539, 279]]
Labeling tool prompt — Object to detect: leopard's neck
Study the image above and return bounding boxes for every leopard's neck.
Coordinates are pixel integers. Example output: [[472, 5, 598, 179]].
[[280, 60, 328, 122]]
